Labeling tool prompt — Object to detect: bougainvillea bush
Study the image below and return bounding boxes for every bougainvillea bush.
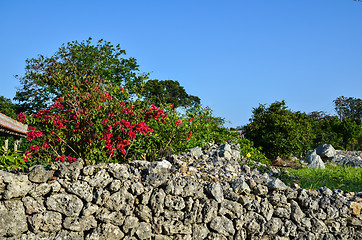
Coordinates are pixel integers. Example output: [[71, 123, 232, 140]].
[[14, 75, 267, 169]]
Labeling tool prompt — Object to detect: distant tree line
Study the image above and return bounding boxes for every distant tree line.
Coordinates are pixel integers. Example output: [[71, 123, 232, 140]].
[[242, 97, 361, 159]]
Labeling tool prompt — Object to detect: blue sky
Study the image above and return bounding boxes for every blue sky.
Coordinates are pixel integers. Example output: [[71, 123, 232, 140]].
[[1, 0, 361, 128]]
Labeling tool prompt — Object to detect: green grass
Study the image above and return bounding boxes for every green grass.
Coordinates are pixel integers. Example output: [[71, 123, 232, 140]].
[[278, 165, 362, 193]]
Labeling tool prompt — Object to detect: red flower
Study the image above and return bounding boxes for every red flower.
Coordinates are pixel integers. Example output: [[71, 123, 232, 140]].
[[42, 142, 50, 149], [187, 131, 193, 141], [55, 155, 65, 162], [67, 156, 77, 163], [176, 119, 182, 126], [189, 118, 194, 123], [18, 112, 26, 123], [128, 131, 136, 139], [30, 145, 39, 153]]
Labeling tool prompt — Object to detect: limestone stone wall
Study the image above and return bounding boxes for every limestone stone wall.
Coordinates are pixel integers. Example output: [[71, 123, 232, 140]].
[[0, 143, 361, 239]]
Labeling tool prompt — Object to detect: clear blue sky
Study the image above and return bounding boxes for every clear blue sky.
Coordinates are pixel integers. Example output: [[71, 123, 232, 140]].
[[1, 0, 361, 128]]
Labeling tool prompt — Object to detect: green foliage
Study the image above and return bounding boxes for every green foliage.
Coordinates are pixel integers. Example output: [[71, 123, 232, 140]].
[[15, 38, 146, 114], [237, 138, 270, 166], [0, 146, 27, 171], [244, 100, 315, 159], [9, 38, 267, 170], [277, 165, 362, 192], [143, 79, 200, 109], [0, 96, 20, 119], [334, 96, 362, 121], [312, 116, 361, 151]]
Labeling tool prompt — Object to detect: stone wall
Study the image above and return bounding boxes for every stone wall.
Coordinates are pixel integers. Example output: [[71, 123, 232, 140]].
[[0, 142, 361, 239]]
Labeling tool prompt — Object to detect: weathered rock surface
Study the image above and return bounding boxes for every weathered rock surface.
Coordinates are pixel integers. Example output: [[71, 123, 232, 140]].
[[307, 150, 326, 169], [0, 142, 361, 239], [316, 144, 336, 160]]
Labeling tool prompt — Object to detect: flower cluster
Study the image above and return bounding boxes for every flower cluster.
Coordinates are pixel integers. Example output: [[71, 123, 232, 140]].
[[144, 104, 167, 123], [55, 155, 77, 163], [21, 79, 182, 165], [26, 126, 43, 141], [18, 112, 26, 123]]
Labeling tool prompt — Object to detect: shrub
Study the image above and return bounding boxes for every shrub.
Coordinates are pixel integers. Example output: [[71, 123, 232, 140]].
[[244, 100, 315, 159]]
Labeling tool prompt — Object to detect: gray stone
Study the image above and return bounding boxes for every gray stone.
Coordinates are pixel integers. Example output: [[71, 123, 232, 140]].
[[210, 216, 235, 236], [163, 220, 192, 235], [23, 196, 46, 214], [150, 188, 166, 217], [219, 143, 232, 153], [189, 147, 203, 158], [104, 188, 134, 214], [0, 171, 33, 199], [253, 184, 268, 195], [29, 182, 51, 197], [0, 200, 28, 236], [165, 195, 186, 211], [129, 181, 145, 196], [86, 223, 124, 240], [82, 202, 99, 216], [122, 215, 139, 234], [230, 179, 251, 194], [93, 188, 110, 206], [318, 186, 333, 196], [28, 165, 52, 183], [135, 222, 152, 239], [108, 163, 130, 179], [307, 152, 325, 169], [95, 208, 125, 226], [135, 205, 153, 222], [267, 178, 287, 191], [290, 200, 305, 222], [273, 207, 290, 219], [260, 199, 274, 221], [219, 150, 232, 160], [207, 182, 224, 203], [145, 172, 169, 188], [46, 193, 83, 217], [316, 144, 336, 160], [203, 199, 218, 223], [63, 215, 97, 232], [192, 224, 209, 239], [88, 169, 113, 189], [220, 199, 243, 219], [64, 180, 93, 202], [28, 211, 62, 232], [265, 217, 283, 235]]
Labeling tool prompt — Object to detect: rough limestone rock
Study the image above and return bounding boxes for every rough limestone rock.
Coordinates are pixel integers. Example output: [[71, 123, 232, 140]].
[[46, 193, 83, 217], [307, 150, 326, 169], [28, 165, 53, 183], [0, 142, 360, 239], [0, 171, 33, 199], [0, 200, 28, 237], [316, 144, 336, 160], [332, 154, 362, 167]]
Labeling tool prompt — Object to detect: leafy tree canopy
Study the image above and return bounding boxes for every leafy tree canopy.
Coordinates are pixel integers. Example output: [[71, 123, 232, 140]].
[[0, 96, 20, 119], [334, 96, 362, 121], [143, 79, 200, 109], [244, 100, 315, 159], [14, 38, 146, 114]]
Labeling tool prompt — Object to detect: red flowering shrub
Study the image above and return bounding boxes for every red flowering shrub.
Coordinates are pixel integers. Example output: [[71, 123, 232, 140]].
[[22, 76, 171, 165]]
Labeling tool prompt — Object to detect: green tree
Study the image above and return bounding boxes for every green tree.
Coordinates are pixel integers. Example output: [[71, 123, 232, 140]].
[[340, 118, 362, 150], [14, 38, 146, 114], [143, 80, 200, 109], [311, 116, 344, 149], [334, 96, 362, 122], [0, 96, 20, 119], [244, 100, 315, 159]]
